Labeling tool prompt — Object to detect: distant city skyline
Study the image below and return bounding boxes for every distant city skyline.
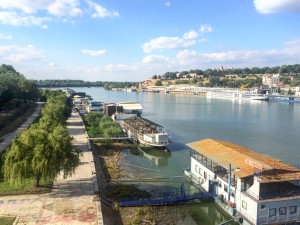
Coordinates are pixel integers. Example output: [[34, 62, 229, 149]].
[[0, 0, 300, 81]]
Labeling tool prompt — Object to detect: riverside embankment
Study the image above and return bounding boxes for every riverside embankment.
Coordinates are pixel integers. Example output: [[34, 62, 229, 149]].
[[72, 86, 300, 225]]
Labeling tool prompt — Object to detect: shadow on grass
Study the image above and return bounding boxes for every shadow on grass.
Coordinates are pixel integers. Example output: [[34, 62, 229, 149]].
[[0, 216, 16, 225], [0, 178, 53, 197]]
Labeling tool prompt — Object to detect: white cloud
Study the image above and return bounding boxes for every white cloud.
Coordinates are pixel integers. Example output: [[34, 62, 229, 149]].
[[41, 24, 48, 29], [0, 0, 118, 24], [49, 62, 56, 67], [81, 49, 108, 56], [142, 36, 195, 53], [0, 1, 45, 14], [86, 0, 119, 18], [142, 25, 212, 53], [183, 30, 198, 39], [142, 55, 169, 64], [105, 64, 138, 71], [0, 11, 50, 27], [0, 33, 13, 40], [254, 0, 300, 14], [173, 37, 300, 68], [1, 44, 44, 62], [0, 45, 14, 52], [199, 24, 212, 34], [0, 0, 83, 16], [48, 0, 83, 17], [165, 1, 171, 7]]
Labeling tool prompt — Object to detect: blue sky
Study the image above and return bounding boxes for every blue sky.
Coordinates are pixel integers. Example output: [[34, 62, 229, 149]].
[[0, 0, 300, 81]]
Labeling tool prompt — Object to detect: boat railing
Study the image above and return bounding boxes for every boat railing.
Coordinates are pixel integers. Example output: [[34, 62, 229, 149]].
[[257, 213, 300, 225], [242, 187, 300, 201]]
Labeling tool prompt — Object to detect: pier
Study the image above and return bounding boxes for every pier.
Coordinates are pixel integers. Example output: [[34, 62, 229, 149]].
[[119, 185, 214, 207]]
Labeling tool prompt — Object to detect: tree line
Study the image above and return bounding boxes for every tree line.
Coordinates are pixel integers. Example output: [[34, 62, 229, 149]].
[[36, 79, 104, 87], [35, 79, 139, 90], [153, 64, 300, 80], [0, 64, 38, 107], [103, 82, 139, 90], [2, 90, 79, 187]]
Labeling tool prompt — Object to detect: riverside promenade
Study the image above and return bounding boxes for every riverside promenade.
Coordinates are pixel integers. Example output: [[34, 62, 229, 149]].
[[0, 112, 103, 225]]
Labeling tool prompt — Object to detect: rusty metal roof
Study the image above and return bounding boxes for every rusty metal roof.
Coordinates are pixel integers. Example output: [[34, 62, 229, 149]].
[[187, 139, 300, 182]]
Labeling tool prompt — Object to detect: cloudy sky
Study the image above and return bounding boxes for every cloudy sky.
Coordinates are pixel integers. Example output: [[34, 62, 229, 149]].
[[0, 0, 300, 81]]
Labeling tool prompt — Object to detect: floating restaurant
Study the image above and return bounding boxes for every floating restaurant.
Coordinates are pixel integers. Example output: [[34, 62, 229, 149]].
[[121, 116, 170, 148], [184, 139, 300, 225]]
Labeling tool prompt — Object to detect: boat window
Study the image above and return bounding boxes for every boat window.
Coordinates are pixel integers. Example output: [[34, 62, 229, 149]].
[[242, 200, 247, 210], [279, 207, 286, 215], [218, 181, 222, 188], [195, 165, 201, 174], [261, 204, 265, 210], [290, 206, 297, 214], [204, 171, 207, 179], [269, 208, 276, 217], [224, 184, 228, 193]]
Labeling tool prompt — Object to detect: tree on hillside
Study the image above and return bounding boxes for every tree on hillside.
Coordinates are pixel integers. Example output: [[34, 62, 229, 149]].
[[155, 80, 163, 86]]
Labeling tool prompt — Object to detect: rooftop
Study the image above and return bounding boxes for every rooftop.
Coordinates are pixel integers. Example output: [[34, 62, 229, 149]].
[[187, 139, 300, 183]]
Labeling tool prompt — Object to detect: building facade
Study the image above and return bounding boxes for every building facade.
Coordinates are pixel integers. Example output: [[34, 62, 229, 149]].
[[185, 139, 300, 225]]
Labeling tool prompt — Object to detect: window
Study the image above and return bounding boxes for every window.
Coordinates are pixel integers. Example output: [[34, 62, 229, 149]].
[[224, 185, 228, 193], [269, 208, 276, 217], [231, 191, 235, 198], [195, 165, 201, 174], [279, 207, 287, 215], [242, 201, 247, 210], [204, 171, 207, 179], [218, 181, 222, 188], [261, 205, 265, 210], [290, 206, 297, 214]]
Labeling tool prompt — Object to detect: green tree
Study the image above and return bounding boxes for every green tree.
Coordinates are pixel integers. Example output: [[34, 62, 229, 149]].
[[3, 90, 79, 187], [191, 77, 198, 84], [155, 80, 163, 86]]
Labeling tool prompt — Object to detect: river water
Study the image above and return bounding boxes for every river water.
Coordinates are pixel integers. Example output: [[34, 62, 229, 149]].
[[72, 87, 300, 225]]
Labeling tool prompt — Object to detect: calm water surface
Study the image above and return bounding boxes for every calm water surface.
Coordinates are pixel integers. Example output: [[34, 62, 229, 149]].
[[73, 87, 300, 225]]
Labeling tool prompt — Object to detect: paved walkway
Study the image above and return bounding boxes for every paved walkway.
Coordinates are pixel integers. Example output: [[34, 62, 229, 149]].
[[0, 112, 103, 225]]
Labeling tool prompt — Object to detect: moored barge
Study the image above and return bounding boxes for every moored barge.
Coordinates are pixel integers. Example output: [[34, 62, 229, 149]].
[[121, 116, 170, 148]]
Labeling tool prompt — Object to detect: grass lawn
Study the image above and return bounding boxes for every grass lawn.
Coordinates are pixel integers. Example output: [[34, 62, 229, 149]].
[[0, 177, 52, 196], [0, 216, 16, 225]]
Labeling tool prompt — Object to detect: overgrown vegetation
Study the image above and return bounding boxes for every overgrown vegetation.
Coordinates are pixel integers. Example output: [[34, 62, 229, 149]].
[[1, 90, 79, 191], [84, 112, 123, 138]]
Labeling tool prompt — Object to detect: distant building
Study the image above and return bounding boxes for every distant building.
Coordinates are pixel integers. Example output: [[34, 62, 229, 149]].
[[262, 74, 280, 88]]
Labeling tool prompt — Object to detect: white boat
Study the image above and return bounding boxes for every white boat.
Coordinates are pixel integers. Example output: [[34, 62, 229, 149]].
[[117, 102, 143, 115], [250, 95, 269, 101], [86, 101, 104, 113], [121, 116, 171, 147]]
